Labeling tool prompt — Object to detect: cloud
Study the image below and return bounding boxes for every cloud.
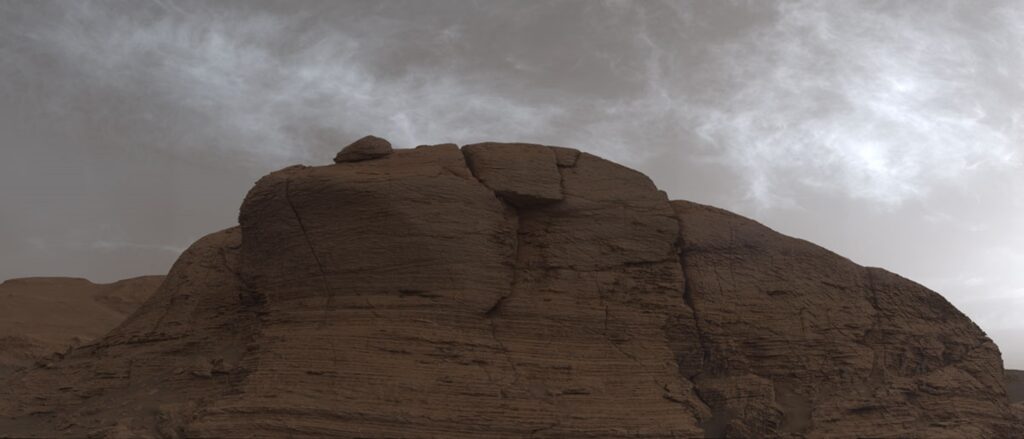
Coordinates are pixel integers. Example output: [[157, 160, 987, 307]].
[[7, 0, 1022, 204], [27, 236, 186, 255], [683, 0, 1024, 207], [924, 245, 1024, 332], [90, 240, 186, 254], [11, 1, 566, 167]]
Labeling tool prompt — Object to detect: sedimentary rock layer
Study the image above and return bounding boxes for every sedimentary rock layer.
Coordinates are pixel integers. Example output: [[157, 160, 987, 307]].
[[0, 141, 1018, 438]]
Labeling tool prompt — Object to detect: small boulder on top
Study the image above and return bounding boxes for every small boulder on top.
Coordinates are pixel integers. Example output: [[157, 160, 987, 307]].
[[334, 135, 393, 163]]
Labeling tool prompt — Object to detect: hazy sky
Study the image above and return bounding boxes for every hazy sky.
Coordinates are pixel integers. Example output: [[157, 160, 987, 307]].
[[1, 0, 1022, 367]]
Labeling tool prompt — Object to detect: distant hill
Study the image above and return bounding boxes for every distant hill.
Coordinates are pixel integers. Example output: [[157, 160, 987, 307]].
[[0, 276, 162, 375], [1007, 369, 1024, 404]]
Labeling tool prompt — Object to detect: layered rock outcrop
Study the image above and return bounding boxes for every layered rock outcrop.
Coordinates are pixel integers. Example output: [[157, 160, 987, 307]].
[[0, 139, 1019, 438]]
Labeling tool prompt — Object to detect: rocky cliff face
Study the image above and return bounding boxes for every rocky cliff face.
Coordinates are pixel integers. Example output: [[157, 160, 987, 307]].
[[0, 140, 1020, 438]]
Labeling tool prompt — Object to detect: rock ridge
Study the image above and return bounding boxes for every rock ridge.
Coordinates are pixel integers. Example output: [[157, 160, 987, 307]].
[[0, 138, 1019, 438]]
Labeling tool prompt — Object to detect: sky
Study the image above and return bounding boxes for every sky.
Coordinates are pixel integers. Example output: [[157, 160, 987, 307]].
[[0, 0, 1021, 367]]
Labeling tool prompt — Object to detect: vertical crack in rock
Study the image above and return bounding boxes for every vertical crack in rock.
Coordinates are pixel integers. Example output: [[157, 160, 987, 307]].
[[592, 275, 663, 392], [457, 147, 486, 187], [282, 177, 335, 315], [679, 250, 711, 380], [554, 155, 571, 196], [477, 208, 524, 389], [217, 247, 243, 290], [502, 212, 524, 312], [459, 145, 520, 313], [158, 236, 264, 429], [491, 210, 524, 387], [148, 292, 176, 336], [672, 218, 716, 433], [480, 207, 524, 387], [282, 176, 357, 385], [864, 268, 886, 386], [555, 155, 687, 408], [459, 146, 524, 388], [487, 318, 521, 386], [216, 235, 265, 393]]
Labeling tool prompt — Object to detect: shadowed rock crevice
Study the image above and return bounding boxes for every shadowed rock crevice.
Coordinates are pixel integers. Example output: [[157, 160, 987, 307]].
[[461, 146, 523, 318], [551, 146, 580, 168], [483, 195, 524, 392], [673, 238, 717, 433], [671, 204, 753, 437]]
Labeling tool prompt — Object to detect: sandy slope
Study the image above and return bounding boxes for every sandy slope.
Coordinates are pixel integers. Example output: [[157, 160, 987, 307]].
[[0, 276, 162, 376]]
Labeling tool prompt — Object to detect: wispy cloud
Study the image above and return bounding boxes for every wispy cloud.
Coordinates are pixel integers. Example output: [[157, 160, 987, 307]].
[[684, 0, 1023, 207], [8, 1, 1022, 204], [13, 1, 565, 166], [27, 236, 186, 255], [90, 240, 186, 254]]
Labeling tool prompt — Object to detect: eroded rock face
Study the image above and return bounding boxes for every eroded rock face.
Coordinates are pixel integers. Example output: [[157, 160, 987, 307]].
[[0, 142, 1019, 438]]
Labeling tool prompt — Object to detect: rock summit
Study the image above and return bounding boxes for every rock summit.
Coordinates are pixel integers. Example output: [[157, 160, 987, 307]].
[[333, 135, 393, 163]]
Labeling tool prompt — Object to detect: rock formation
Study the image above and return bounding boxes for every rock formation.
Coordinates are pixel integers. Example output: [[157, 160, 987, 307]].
[[0, 139, 1020, 438], [0, 276, 162, 378], [333, 135, 393, 163]]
